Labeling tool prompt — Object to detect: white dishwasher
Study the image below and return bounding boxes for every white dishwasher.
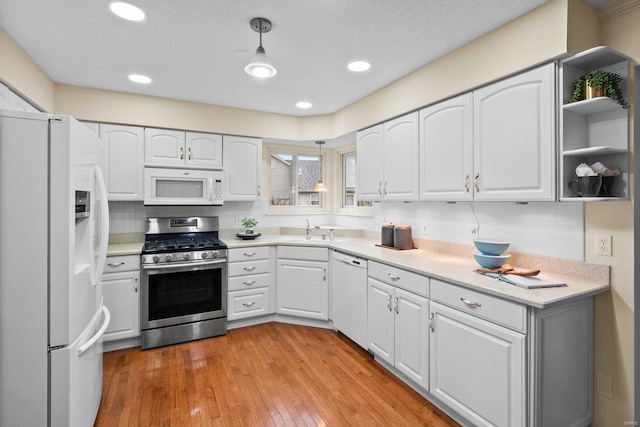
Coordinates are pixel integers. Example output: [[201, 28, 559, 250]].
[[331, 251, 368, 349]]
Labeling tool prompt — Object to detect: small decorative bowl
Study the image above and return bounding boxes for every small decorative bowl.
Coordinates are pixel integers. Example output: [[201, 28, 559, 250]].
[[473, 239, 510, 256], [473, 252, 511, 269]]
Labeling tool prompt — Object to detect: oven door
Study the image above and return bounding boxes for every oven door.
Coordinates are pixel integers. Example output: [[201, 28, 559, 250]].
[[141, 259, 227, 330]]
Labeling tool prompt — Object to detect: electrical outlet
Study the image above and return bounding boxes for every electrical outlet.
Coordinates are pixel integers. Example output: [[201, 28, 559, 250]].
[[422, 224, 429, 235], [596, 235, 612, 256], [470, 227, 478, 239]]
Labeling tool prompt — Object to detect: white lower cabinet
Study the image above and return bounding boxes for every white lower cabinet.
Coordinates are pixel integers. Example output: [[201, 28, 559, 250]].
[[228, 246, 272, 321], [429, 301, 525, 427], [367, 277, 429, 390], [276, 247, 328, 320], [101, 255, 140, 342]]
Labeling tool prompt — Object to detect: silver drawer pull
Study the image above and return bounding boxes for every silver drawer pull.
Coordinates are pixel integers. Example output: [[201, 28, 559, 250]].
[[243, 280, 256, 285], [387, 294, 392, 311], [460, 297, 482, 308], [388, 273, 400, 281], [107, 262, 125, 267], [243, 252, 256, 257], [243, 266, 256, 271], [429, 312, 434, 333], [242, 302, 256, 307]]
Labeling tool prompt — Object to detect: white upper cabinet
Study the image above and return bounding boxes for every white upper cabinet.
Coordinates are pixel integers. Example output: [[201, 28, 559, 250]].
[[356, 112, 419, 201], [473, 63, 556, 201], [145, 128, 222, 169], [0, 82, 9, 109], [186, 132, 223, 168], [100, 124, 145, 201], [223, 135, 262, 201], [7, 90, 39, 112], [420, 93, 473, 201]]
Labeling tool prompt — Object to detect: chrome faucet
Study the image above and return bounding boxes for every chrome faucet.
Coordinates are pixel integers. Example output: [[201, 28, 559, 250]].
[[305, 219, 320, 240]]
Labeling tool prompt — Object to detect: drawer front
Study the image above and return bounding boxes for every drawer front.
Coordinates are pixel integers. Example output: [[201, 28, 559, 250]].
[[228, 259, 270, 277], [430, 279, 527, 332], [277, 246, 329, 262], [228, 273, 270, 292], [228, 246, 270, 262], [368, 261, 429, 297], [104, 255, 140, 273], [228, 287, 270, 320]]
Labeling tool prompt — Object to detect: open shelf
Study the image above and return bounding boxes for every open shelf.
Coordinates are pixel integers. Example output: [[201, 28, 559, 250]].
[[562, 97, 623, 115], [563, 146, 627, 157]]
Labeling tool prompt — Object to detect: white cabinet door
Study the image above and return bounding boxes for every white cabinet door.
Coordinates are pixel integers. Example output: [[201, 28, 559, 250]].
[[394, 288, 429, 390], [367, 278, 395, 365], [223, 135, 262, 201], [383, 112, 419, 201], [100, 124, 144, 201], [430, 301, 525, 427], [356, 124, 384, 201], [0, 82, 9, 109], [420, 93, 473, 201], [8, 90, 38, 112], [101, 271, 140, 342], [186, 131, 223, 169], [276, 259, 328, 320], [144, 128, 186, 167], [473, 63, 555, 201]]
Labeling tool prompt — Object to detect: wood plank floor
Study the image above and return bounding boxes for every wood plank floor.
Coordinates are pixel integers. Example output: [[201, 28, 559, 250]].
[[95, 323, 459, 426]]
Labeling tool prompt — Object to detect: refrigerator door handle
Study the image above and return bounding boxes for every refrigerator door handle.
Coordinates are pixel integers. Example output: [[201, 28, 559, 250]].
[[89, 165, 110, 286], [77, 305, 111, 356]]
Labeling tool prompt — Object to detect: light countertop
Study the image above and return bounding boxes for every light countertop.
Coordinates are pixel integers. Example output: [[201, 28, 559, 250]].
[[107, 242, 144, 256]]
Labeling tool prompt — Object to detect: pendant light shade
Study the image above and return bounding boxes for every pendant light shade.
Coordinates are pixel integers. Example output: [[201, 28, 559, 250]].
[[245, 18, 277, 79], [313, 141, 328, 192]]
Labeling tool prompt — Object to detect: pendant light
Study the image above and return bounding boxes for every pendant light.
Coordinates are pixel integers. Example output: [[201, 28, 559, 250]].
[[313, 141, 328, 192], [244, 17, 277, 79]]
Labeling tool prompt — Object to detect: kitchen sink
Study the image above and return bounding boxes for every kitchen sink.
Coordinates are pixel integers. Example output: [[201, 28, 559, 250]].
[[281, 237, 345, 243]]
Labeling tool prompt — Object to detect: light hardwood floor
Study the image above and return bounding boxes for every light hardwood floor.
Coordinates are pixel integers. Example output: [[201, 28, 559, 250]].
[[95, 323, 459, 426]]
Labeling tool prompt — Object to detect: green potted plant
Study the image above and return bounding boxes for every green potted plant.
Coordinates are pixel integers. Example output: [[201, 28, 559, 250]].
[[565, 70, 629, 109], [241, 217, 258, 234]]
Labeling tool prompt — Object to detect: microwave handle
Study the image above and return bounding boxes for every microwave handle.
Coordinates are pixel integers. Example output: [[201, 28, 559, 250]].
[[209, 177, 214, 202]]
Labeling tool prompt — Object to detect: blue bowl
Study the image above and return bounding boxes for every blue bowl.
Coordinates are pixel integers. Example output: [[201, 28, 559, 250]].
[[473, 239, 510, 256], [473, 252, 511, 269]]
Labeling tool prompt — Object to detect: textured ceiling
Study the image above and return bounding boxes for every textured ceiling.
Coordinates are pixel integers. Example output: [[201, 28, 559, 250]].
[[0, 0, 610, 118]]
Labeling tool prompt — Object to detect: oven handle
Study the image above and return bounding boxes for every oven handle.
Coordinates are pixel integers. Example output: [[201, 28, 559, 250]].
[[142, 259, 227, 271]]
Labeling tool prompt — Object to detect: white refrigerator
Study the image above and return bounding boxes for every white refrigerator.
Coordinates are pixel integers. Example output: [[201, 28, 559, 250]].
[[0, 109, 110, 426]]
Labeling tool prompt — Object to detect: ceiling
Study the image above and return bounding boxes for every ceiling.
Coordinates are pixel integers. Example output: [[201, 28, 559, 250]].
[[0, 0, 611, 118]]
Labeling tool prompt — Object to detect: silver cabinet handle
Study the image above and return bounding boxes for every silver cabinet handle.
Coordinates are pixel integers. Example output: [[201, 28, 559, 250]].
[[180, 146, 184, 160], [394, 296, 399, 314], [243, 280, 256, 285], [107, 262, 125, 267], [429, 312, 434, 332], [187, 147, 191, 160], [387, 294, 392, 311], [383, 181, 387, 196], [134, 278, 138, 293], [378, 182, 382, 195], [474, 173, 480, 193], [460, 297, 482, 308], [242, 302, 256, 307], [323, 267, 326, 281], [243, 252, 256, 257], [388, 273, 400, 281], [464, 174, 470, 193], [257, 185, 261, 196], [243, 266, 256, 271]]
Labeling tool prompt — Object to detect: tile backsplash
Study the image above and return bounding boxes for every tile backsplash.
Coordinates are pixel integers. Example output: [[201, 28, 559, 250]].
[[109, 200, 585, 261]]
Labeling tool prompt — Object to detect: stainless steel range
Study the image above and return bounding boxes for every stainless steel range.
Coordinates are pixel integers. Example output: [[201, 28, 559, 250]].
[[140, 216, 227, 349]]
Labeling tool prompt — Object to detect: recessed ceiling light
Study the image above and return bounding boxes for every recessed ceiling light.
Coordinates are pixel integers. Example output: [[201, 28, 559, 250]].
[[110, 2, 146, 22], [128, 74, 152, 84], [348, 61, 371, 72], [296, 102, 312, 109]]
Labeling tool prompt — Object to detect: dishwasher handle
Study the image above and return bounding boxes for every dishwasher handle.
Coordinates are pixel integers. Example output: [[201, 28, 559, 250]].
[[333, 252, 368, 268]]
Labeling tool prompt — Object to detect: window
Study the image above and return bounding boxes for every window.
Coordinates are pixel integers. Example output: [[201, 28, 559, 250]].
[[342, 151, 372, 208], [270, 152, 323, 207]]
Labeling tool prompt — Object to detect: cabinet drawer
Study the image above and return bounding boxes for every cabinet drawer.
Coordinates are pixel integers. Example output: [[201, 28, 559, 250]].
[[104, 255, 140, 273], [368, 261, 429, 297], [228, 287, 270, 320], [430, 279, 527, 332], [228, 273, 269, 292], [228, 246, 270, 262], [277, 246, 328, 262], [228, 259, 270, 277]]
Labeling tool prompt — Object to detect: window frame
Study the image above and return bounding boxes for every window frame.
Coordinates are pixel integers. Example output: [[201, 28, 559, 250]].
[[335, 144, 373, 216]]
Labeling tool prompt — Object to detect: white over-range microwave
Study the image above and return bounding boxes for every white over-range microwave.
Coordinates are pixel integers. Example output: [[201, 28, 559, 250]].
[[144, 167, 223, 205]]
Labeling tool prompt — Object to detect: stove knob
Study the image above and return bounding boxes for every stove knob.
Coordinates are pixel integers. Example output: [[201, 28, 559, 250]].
[[212, 250, 219, 259], [152, 255, 160, 263], [164, 254, 172, 262], [201, 252, 209, 259], [183, 253, 190, 260]]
